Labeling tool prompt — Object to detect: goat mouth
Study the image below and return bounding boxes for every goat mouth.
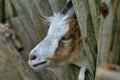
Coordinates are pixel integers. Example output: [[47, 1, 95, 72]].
[[33, 61, 47, 67]]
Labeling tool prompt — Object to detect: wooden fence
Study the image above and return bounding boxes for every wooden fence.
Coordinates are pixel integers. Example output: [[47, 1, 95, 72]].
[[0, 0, 120, 80]]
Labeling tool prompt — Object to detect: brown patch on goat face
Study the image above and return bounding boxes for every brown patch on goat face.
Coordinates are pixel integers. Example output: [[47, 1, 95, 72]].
[[47, 19, 81, 64], [47, 39, 74, 63], [63, 19, 78, 39]]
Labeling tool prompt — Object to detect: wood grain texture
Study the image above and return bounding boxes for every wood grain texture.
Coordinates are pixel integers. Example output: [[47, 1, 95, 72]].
[[72, 0, 97, 80], [97, 0, 118, 65], [96, 64, 120, 80]]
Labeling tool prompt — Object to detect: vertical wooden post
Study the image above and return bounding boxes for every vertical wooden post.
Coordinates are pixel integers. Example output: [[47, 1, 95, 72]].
[[109, 0, 120, 64], [5, 0, 14, 22], [97, 0, 118, 66], [0, 24, 39, 80], [72, 0, 97, 80], [48, 0, 66, 13], [0, 0, 5, 23]]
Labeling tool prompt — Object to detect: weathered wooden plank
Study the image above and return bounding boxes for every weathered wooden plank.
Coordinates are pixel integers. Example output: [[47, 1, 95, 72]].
[[9, 0, 24, 15], [5, 0, 14, 20], [0, 42, 39, 80], [109, 0, 120, 64], [34, 0, 53, 29], [34, 0, 52, 16], [96, 64, 120, 80], [0, 0, 4, 22], [18, 0, 46, 40], [48, 0, 66, 13], [0, 25, 39, 80], [0, 43, 23, 80], [10, 0, 38, 46], [10, 0, 42, 45], [72, 0, 97, 80], [6, 0, 37, 51], [66, 0, 70, 3], [97, 0, 118, 65], [10, 17, 34, 52], [20, 15, 40, 45], [48, 65, 79, 80], [88, 0, 99, 41]]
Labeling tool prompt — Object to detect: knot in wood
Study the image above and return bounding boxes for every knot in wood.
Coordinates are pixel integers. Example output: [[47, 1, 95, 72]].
[[99, 2, 109, 18]]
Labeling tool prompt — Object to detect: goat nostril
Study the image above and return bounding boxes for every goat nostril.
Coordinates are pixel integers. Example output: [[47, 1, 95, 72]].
[[29, 55, 36, 60]]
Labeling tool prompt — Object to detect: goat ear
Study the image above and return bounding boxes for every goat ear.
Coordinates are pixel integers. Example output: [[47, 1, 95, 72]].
[[40, 15, 50, 22], [66, 7, 75, 19], [61, 0, 75, 19]]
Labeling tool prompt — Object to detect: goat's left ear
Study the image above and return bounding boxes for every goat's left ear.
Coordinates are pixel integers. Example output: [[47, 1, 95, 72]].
[[61, 0, 75, 18], [66, 7, 76, 19], [39, 14, 51, 22]]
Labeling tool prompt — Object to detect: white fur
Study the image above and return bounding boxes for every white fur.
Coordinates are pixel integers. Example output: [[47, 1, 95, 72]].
[[78, 67, 86, 80], [28, 13, 70, 69]]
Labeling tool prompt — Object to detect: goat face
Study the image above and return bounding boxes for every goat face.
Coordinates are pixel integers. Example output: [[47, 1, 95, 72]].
[[28, 13, 79, 69]]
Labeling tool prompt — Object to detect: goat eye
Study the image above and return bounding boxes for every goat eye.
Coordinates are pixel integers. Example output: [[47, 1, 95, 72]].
[[61, 37, 72, 43], [61, 36, 70, 41], [62, 37, 67, 40]]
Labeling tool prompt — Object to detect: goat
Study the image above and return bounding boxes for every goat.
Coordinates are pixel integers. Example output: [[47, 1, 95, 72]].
[[28, 2, 88, 80]]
